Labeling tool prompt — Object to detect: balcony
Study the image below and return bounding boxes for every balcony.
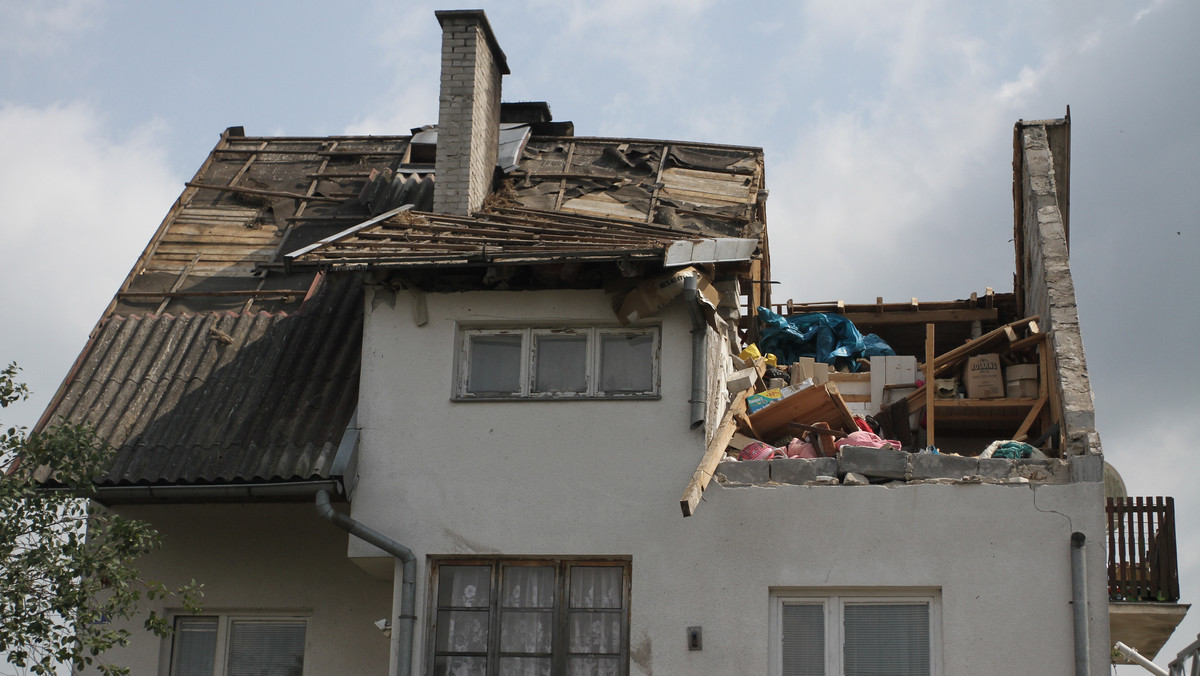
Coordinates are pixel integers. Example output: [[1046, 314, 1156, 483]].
[[1108, 496, 1190, 663]]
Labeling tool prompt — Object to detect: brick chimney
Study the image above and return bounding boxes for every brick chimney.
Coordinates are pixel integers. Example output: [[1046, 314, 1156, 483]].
[[433, 10, 510, 216]]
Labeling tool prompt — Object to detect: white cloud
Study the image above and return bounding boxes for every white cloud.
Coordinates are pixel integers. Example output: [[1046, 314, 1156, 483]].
[[0, 101, 179, 428], [0, 0, 103, 56]]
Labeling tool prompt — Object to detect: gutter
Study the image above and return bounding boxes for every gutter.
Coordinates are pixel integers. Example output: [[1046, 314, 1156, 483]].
[[315, 490, 416, 676], [89, 479, 342, 504]]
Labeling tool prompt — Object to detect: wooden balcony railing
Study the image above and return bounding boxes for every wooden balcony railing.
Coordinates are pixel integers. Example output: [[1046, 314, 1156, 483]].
[[1107, 496, 1180, 603]]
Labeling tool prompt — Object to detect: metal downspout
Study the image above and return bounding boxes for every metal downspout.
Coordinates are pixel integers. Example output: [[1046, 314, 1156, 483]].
[[684, 276, 707, 430], [1071, 531, 1090, 676], [316, 490, 415, 676]]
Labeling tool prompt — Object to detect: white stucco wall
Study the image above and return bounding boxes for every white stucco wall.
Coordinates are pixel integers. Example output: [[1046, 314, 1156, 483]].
[[354, 287, 1110, 675], [86, 502, 392, 675]]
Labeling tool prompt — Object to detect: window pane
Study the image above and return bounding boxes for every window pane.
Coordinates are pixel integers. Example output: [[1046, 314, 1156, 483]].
[[567, 656, 620, 676], [468, 334, 522, 394], [439, 565, 492, 608], [501, 566, 555, 608], [843, 603, 930, 676], [436, 610, 490, 653], [227, 620, 305, 676], [570, 567, 623, 609], [598, 333, 653, 393], [499, 656, 552, 676], [533, 334, 587, 393], [433, 656, 488, 676], [781, 604, 825, 676], [568, 612, 621, 654], [171, 617, 217, 676], [500, 610, 553, 653]]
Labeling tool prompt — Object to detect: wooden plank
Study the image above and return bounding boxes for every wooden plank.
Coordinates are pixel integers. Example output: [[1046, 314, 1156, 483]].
[[681, 389, 750, 517], [658, 187, 748, 208], [151, 243, 278, 258], [659, 169, 754, 199], [183, 181, 340, 203], [1013, 394, 1048, 440], [162, 233, 278, 245], [933, 398, 1041, 408], [552, 142, 576, 211], [925, 323, 936, 450], [560, 194, 647, 220], [1008, 332, 1046, 352], [828, 372, 870, 383]]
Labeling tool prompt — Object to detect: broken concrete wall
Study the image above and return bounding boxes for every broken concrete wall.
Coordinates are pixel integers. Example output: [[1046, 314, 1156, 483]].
[[1017, 121, 1102, 457]]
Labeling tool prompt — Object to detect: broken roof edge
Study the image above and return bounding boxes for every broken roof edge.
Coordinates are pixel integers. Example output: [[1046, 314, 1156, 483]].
[[549, 135, 765, 153], [32, 126, 245, 436]]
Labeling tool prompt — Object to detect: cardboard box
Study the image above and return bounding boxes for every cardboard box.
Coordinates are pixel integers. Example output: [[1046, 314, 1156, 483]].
[[615, 266, 719, 325], [1005, 363, 1039, 399], [964, 353, 1004, 399]]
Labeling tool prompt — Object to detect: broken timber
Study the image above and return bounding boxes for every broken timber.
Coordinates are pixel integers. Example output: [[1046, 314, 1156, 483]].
[[681, 358, 765, 517], [681, 389, 750, 517]]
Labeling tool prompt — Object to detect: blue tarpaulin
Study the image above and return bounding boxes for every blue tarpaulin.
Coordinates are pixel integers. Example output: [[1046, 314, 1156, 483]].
[[756, 307, 895, 372]]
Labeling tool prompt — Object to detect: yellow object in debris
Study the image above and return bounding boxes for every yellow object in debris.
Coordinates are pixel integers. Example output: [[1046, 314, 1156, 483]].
[[765, 353, 778, 367], [738, 344, 762, 362]]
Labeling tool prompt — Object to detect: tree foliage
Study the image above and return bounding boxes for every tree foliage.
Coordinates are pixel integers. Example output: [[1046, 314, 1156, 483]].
[[1, 363, 202, 675]]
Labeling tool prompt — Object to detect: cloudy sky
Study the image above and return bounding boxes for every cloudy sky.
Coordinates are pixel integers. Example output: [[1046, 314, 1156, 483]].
[[1, 0, 1197, 667]]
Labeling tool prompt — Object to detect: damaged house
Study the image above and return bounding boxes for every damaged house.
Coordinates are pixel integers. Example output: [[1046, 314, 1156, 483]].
[[28, 9, 1187, 676]]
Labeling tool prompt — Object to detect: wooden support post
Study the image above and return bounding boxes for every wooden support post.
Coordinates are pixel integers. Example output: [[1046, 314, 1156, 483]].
[[924, 323, 936, 450]]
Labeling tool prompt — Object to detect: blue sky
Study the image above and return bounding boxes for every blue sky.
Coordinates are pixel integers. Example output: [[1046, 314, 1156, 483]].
[[2, 0, 1198, 668]]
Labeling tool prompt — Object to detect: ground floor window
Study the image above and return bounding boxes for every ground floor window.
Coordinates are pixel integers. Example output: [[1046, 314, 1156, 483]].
[[170, 615, 306, 676], [429, 558, 630, 676], [771, 590, 941, 676]]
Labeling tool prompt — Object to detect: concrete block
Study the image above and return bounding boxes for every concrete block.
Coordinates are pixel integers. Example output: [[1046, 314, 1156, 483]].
[[910, 453, 979, 481], [771, 458, 837, 485], [842, 472, 869, 486], [977, 458, 1013, 480], [1070, 454, 1103, 483], [838, 446, 909, 480], [716, 460, 769, 486]]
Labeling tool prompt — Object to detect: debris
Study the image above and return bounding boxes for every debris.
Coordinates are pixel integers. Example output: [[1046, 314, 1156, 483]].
[[843, 472, 870, 486]]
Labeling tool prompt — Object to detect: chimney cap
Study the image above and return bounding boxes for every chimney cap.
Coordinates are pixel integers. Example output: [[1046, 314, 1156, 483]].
[[435, 9, 510, 75]]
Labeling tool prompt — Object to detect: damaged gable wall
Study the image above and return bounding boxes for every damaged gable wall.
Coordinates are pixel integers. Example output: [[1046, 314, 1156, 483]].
[[1015, 118, 1102, 458]]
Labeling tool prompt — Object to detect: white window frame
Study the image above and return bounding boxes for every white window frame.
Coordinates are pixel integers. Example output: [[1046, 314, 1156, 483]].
[[167, 613, 309, 676], [454, 326, 660, 400], [769, 589, 942, 676]]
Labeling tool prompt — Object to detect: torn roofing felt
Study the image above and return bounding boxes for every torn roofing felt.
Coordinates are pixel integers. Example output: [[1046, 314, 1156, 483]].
[[290, 138, 766, 267]]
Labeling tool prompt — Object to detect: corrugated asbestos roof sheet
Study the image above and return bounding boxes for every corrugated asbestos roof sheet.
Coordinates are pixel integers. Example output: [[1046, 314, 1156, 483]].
[[47, 274, 362, 487]]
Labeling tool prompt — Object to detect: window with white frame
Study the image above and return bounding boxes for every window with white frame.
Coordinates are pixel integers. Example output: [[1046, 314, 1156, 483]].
[[170, 615, 307, 676], [429, 559, 630, 676], [456, 327, 659, 399], [771, 590, 941, 676]]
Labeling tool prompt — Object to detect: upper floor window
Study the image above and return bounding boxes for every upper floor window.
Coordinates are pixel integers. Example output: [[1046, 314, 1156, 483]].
[[456, 327, 659, 400]]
